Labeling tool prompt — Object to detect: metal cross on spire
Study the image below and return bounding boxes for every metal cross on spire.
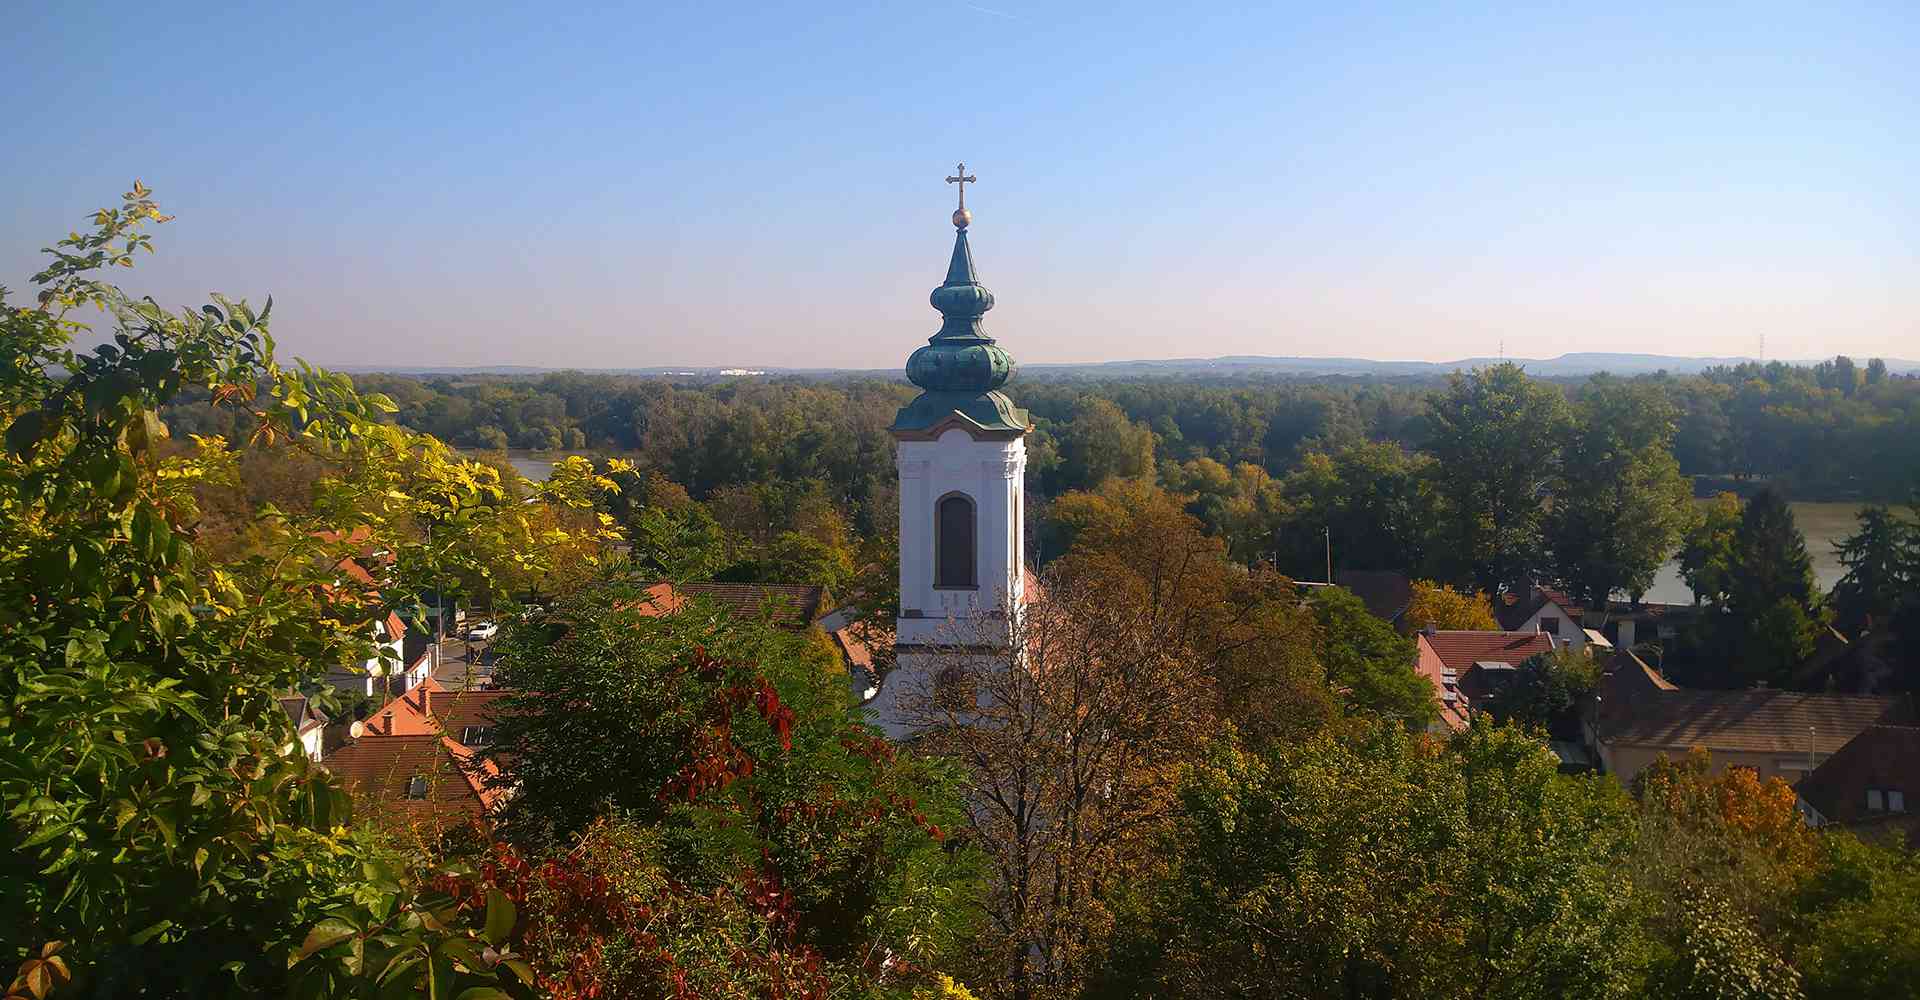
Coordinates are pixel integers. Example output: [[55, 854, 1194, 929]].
[[946, 162, 977, 228]]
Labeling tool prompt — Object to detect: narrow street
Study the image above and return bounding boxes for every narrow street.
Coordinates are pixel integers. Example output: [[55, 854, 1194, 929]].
[[427, 636, 500, 692]]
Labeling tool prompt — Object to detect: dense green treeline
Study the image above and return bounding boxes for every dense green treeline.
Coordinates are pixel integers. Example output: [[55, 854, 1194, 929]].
[[281, 359, 1919, 502]]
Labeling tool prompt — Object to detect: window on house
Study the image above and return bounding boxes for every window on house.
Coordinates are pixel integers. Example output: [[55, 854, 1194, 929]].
[[406, 775, 429, 800], [461, 725, 492, 746], [1891, 790, 1907, 813], [1867, 788, 1886, 812], [1540, 617, 1560, 636], [935, 493, 976, 589]]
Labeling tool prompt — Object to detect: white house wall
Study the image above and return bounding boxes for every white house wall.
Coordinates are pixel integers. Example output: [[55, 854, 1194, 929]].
[[1517, 602, 1584, 649]]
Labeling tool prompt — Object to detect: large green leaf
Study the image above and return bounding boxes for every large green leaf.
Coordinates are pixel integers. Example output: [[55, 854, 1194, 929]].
[[296, 917, 358, 961], [482, 889, 516, 947]]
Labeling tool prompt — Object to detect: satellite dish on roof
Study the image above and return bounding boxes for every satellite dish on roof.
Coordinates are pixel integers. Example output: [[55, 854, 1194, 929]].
[[349, 721, 366, 739]]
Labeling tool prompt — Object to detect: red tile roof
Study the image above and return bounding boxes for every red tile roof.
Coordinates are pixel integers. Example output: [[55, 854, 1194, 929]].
[[1414, 630, 1553, 732], [363, 678, 512, 740], [1602, 650, 1681, 702], [314, 526, 377, 547], [628, 582, 827, 631], [1418, 630, 1555, 673], [321, 734, 495, 831]]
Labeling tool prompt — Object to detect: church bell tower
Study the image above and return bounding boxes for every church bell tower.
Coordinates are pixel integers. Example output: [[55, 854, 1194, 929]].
[[891, 165, 1030, 655]]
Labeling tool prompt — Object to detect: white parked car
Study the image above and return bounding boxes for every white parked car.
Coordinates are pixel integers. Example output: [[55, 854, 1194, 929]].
[[467, 621, 499, 642]]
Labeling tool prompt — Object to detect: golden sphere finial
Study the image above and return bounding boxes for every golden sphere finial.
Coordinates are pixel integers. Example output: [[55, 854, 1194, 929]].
[[945, 163, 977, 229]]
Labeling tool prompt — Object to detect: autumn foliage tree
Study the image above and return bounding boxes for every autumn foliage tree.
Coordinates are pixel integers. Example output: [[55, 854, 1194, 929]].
[[1403, 579, 1501, 632], [1629, 749, 1818, 998], [897, 574, 1219, 1000], [484, 585, 982, 994], [0, 186, 615, 995], [1045, 479, 1333, 745]]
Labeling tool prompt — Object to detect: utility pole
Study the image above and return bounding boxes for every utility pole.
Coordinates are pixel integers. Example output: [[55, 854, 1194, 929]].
[[1325, 526, 1332, 585], [428, 520, 440, 685]]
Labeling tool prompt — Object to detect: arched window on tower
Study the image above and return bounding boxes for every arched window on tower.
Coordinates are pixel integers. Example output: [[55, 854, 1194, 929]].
[[935, 492, 977, 589]]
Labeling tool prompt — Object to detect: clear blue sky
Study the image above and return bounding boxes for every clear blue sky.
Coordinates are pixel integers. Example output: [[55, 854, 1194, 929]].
[[5, 2, 1915, 368]]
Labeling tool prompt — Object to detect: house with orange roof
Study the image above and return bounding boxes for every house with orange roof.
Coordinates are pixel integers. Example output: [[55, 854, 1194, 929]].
[[313, 528, 428, 697], [360, 677, 512, 746], [1414, 628, 1557, 732], [320, 733, 502, 834], [322, 675, 512, 830]]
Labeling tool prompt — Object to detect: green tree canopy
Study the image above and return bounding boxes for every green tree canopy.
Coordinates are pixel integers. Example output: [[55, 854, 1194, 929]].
[[0, 186, 616, 993], [1680, 492, 1744, 607], [1722, 489, 1823, 685], [1308, 585, 1435, 728], [1479, 646, 1601, 738], [1277, 439, 1436, 579], [1048, 396, 1156, 492], [1830, 505, 1912, 634], [1548, 377, 1697, 605], [1424, 364, 1571, 591], [1101, 720, 1636, 999]]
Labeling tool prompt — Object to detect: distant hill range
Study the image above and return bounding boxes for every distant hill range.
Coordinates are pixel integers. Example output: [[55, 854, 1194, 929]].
[[1023, 352, 1920, 378], [337, 352, 1920, 379]]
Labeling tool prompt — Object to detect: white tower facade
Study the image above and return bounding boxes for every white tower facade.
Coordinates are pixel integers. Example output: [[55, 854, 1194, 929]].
[[889, 166, 1029, 659], [895, 428, 1026, 649]]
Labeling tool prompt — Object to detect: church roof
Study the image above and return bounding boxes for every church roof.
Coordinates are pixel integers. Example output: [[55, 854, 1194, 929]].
[[892, 180, 1028, 436]]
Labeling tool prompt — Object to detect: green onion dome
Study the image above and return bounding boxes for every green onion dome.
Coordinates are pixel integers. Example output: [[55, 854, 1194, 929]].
[[905, 225, 1016, 393], [890, 203, 1030, 438]]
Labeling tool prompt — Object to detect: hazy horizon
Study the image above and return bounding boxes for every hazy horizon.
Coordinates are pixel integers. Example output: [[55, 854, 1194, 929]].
[[7, 3, 1915, 370]]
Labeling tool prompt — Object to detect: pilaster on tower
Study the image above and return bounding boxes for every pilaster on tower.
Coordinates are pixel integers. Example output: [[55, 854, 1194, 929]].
[[891, 168, 1030, 655]]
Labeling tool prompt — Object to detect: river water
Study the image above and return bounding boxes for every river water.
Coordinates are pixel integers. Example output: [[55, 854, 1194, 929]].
[[506, 454, 562, 482], [1641, 501, 1863, 604]]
